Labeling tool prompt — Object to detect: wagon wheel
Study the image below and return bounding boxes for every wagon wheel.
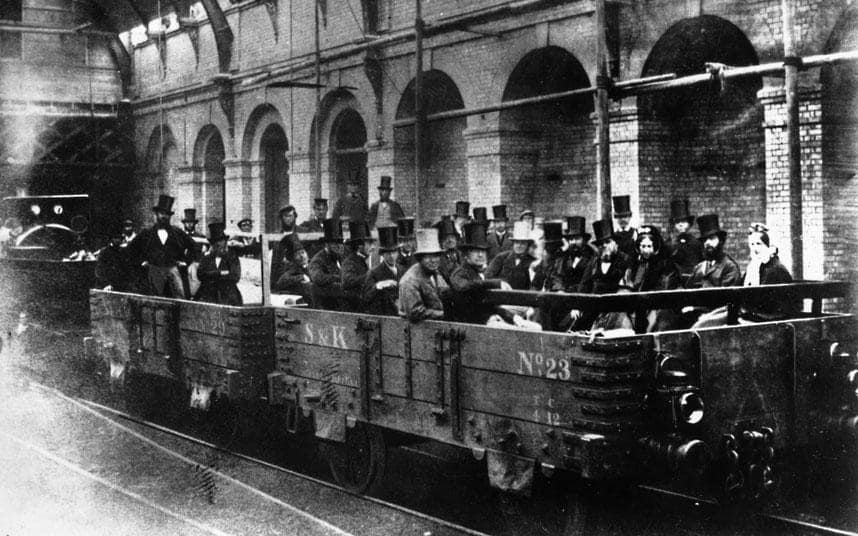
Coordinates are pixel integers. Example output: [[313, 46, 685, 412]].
[[321, 423, 387, 494], [492, 484, 592, 535]]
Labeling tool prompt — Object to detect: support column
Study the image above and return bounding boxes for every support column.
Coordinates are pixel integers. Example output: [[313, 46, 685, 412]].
[[222, 158, 250, 227], [759, 84, 824, 280], [289, 151, 314, 213], [607, 105, 641, 226], [463, 120, 503, 209], [174, 164, 197, 217]]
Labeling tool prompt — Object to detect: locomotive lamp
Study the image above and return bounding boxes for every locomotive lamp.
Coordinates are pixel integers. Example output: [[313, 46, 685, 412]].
[[649, 353, 706, 430]]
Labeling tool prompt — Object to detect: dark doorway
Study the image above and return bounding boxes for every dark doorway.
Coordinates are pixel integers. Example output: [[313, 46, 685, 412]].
[[261, 124, 289, 232], [331, 108, 368, 202]]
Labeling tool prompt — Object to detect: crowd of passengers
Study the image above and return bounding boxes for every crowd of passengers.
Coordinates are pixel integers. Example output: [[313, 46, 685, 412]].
[[96, 174, 797, 334]]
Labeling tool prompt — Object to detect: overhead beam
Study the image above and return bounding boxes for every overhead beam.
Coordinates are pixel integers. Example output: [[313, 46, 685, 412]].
[[198, 0, 233, 72]]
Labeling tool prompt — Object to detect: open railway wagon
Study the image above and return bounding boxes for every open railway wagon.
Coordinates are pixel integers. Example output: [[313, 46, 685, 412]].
[[87, 281, 858, 523]]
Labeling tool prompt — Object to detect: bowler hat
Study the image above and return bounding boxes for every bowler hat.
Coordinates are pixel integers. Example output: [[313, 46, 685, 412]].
[[208, 222, 228, 242], [592, 219, 615, 244], [612, 195, 632, 218], [472, 207, 488, 223], [414, 228, 444, 256], [182, 208, 198, 223], [696, 214, 727, 240], [377, 226, 399, 252], [459, 222, 490, 250], [152, 194, 175, 215], [378, 175, 393, 190], [347, 220, 373, 244], [396, 217, 415, 239], [564, 216, 590, 240], [491, 205, 508, 221], [454, 201, 470, 219], [669, 199, 695, 224], [321, 218, 344, 242]]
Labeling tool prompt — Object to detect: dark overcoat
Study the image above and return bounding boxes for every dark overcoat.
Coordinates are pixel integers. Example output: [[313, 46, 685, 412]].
[[195, 251, 243, 306]]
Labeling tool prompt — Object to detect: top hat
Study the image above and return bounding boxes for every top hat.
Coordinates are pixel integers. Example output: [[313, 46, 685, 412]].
[[454, 201, 470, 219], [347, 220, 373, 244], [182, 208, 198, 223], [543, 221, 564, 245], [669, 199, 695, 224], [377, 226, 399, 252], [237, 218, 253, 228], [519, 209, 535, 220], [492, 205, 508, 221], [152, 194, 175, 215], [434, 218, 458, 239], [322, 218, 344, 242], [460, 222, 490, 250], [314, 198, 328, 207], [378, 175, 393, 190], [472, 207, 488, 223], [696, 214, 727, 240], [592, 219, 615, 244], [612, 195, 632, 217], [511, 221, 534, 241], [397, 217, 415, 239], [564, 216, 590, 240], [208, 222, 228, 242], [414, 228, 444, 256]]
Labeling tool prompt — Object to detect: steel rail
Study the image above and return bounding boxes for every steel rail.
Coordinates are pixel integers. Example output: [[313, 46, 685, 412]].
[[64, 392, 492, 536]]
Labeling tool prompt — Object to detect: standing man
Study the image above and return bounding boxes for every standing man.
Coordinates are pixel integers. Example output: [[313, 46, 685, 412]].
[[181, 209, 205, 241], [453, 201, 470, 238], [368, 176, 405, 229], [308, 218, 345, 310], [363, 226, 401, 316], [195, 222, 243, 306], [270, 206, 304, 289], [127, 195, 197, 298], [612, 195, 638, 258], [396, 217, 417, 272], [487, 204, 512, 261], [485, 221, 535, 290], [341, 220, 374, 312], [666, 199, 703, 281], [398, 229, 449, 322], [298, 198, 328, 232], [95, 223, 132, 292], [553, 216, 594, 292], [436, 217, 461, 285], [332, 177, 368, 223]]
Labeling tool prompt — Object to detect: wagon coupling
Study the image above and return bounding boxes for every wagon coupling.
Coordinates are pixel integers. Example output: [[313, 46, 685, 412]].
[[637, 435, 710, 478], [714, 427, 776, 503]]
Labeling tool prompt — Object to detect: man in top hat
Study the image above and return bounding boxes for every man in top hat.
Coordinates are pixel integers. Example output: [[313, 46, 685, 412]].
[[127, 194, 198, 299], [612, 195, 638, 259], [666, 199, 703, 281], [228, 218, 260, 258], [308, 218, 346, 310], [685, 214, 740, 290], [298, 198, 328, 233], [553, 216, 595, 292], [120, 218, 136, 248], [487, 205, 512, 261], [95, 222, 133, 292], [398, 228, 449, 322], [449, 221, 516, 325], [273, 238, 312, 304], [270, 206, 305, 292], [341, 220, 375, 312], [531, 221, 564, 292], [453, 201, 470, 238], [332, 177, 368, 223], [435, 216, 461, 285], [195, 222, 242, 306], [367, 176, 405, 229], [519, 209, 535, 231], [485, 221, 536, 290], [396, 217, 417, 272], [363, 226, 401, 316]]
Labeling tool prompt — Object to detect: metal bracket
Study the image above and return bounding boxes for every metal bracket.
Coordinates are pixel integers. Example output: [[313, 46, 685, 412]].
[[356, 318, 383, 420], [432, 330, 448, 420], [403, 322, 413, 398]]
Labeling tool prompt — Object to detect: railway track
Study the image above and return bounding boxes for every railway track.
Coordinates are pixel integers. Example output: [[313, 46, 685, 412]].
[[26, 381, 492, 536]]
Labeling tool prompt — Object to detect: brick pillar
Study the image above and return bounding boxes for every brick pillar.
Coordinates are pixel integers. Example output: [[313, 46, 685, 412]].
[[608, 105, 642, 228], [366, 139, 396, 210], [174, 164, 197, 220], [289, 151, 314, 215], [223, 158, 251, 227], [759, 84, 824, 280], [464, 121, 503, 208]]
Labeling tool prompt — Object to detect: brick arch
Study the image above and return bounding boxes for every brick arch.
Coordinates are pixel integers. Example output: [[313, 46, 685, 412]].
[[394, 69, 466, 225], [498, 46, 595, 222], [191, 124, 226, 224], [309, 89, 369, 202], [241, 103, 287, 162], [637, 15, 764, 262]]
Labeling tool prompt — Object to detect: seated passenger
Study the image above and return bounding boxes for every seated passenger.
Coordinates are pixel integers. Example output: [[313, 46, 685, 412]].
[[681, 214, 741, 326], [435, 217, 461, 285], [666, 199, 703, 282], [195, 223, 243, 306], [694, 223, 797, 327], [622, 225, 680, 332], [485, 221, 535, 290], [363, 226, 401, 316], [552, 216, 596, 292], [398, 229, 449, 322], [227, 218, 260, 258], [308, 218, 345, 310], [341, 220, 374, 312], [273, 241, 312, 304]]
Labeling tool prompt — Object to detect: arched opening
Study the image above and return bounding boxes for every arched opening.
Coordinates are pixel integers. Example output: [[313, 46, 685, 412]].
[[639, 15, 763, 257], [330, 108, 368, 202], [260, 123, 289, 232], [395, 70, 466, 224], [193, 125, 226, 225], [821, 8, 858, 284], [499, 46, 593, 219]]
